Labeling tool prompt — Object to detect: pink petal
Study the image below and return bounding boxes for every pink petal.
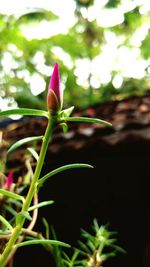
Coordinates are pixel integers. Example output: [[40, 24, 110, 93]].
[[5, 171, 13, 191]]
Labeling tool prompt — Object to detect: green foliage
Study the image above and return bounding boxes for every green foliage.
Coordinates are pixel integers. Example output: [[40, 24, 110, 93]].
[[0, 0, 150, 111], [15, 239, 70, 249], [0, 189, 25, 203], [65, 116, 112, 126], [38, 163, 93, 187], [52, 219, 125, 267], [0, 108, 48, 117], [7, 135, 43, 154]]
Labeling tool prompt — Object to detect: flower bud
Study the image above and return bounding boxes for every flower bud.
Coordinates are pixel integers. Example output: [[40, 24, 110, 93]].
[[47, 63, 63, 113]]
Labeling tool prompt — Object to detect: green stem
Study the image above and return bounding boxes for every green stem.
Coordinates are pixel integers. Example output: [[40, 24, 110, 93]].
[[0, 117, 55, 267]]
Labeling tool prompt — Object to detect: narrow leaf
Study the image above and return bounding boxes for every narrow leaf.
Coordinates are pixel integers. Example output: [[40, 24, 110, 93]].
[[42, 218, 50, 239], [0, 108, 48, 118], [8, 198, 23, 208], [27, 147, 39, 161], [110, 244, 126, 254], [15, 239, 70, 248], [0, 215, 13, 230], [4, 204, 17, 216], [7, 136, 43, 154], [50, 225, 65, 267], [65, 117, 112, 126], [60, 106, 75, 117], [38, 164, 93, 186], [28, 200, 54, 212], [60, 123, 68, 133], [21, 211, 32, 221], [0, 189, 24, 202]]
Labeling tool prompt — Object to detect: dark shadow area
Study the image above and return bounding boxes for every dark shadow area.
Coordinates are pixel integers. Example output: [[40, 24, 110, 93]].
[[2, 96, 150, 267]]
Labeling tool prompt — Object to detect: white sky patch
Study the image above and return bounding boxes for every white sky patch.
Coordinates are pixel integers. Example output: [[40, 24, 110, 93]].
[[16, 70, 31, 83], [75, 59, 91, 88], [115, 46, 147, 79], [32, 51, 51, 76], [30, 73, 46, 96], [97, 8, 124, 27], [0, 0, 76, 17], [91, 56, 112, 84], [1, 52, 19, 73], [120, 0, 138, 13], [140, 1, 150, 14], [90, 75, 101, 89], [130, 24, 149, 47], [0, 96, 21, 119], [21, 19, 74, 40], [112, 75, 123, 89], [51, 47, 73, 68]]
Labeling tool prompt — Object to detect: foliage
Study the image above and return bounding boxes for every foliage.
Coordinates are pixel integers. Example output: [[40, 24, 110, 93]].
[[52, 219, 125, 267], [0, 0, 150, 112]]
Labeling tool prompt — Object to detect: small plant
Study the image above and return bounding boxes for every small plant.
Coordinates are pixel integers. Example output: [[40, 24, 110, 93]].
[[52, 219, 125, 267], [0, 63, 122, 267]]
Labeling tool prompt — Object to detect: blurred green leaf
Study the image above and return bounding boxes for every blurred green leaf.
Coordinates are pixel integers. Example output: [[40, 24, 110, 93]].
[[38, 163, 93, 186], [65, 117, 112, 126], [0, 189, 24, 202], [27, 147, 39, 161], [17, 8, 58, 24], [7, 135, 43, 154], [28, 200, 54, 211], [0, 109, 48, 118], [15, 239, 70, 248], [0, 215, 13, 230]]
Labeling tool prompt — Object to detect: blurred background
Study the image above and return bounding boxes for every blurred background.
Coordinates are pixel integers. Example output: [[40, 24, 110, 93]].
[[0, 0, 150, 112], [1, 1, 150, 267]]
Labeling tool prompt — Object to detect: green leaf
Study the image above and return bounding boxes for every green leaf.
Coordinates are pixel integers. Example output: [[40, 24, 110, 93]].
[[4, 204, 17, 216], [0, 108, 48, 118], [60, 106, 75, 118], [0, 189, 25, 202], [51, 225, 66, 265], [7, 136, 43, 154], [110, 244, 126, 254], [42, 218, 50, 239], [0, 215, 13, 230], [21, 211, 32, 221], [60, 123, 68, 133], [17, 8, 58, 23], [15, 239, 70, 248], [65, 117, 112, 126], [27, 147, 39, 161], [38, 164, 93, 187], [28, 200, 54, 211], [8, 198, 23, 208]]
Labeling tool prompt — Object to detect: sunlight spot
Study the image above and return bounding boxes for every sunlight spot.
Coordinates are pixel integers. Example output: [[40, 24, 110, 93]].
[[51, 47, 73, 68], [97, 8, 124, 27], [17, 70, 31, 83], [140, 2, 150, 14], [130, 24, 149, 47], [112, 75, 123, 89], [30, 73, 46, 96], [1, 52, 20, 73], [75, 59, 91, 88], [90, 76, 101, 89], [0, 96, 21, 119]]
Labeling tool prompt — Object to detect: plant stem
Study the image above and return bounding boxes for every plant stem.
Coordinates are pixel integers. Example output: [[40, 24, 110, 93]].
[[0, 117, 55, 267]]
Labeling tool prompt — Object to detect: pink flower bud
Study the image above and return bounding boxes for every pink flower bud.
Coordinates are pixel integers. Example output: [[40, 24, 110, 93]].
[[47, 63, 63, 113], [4, 171, 13, 191]]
